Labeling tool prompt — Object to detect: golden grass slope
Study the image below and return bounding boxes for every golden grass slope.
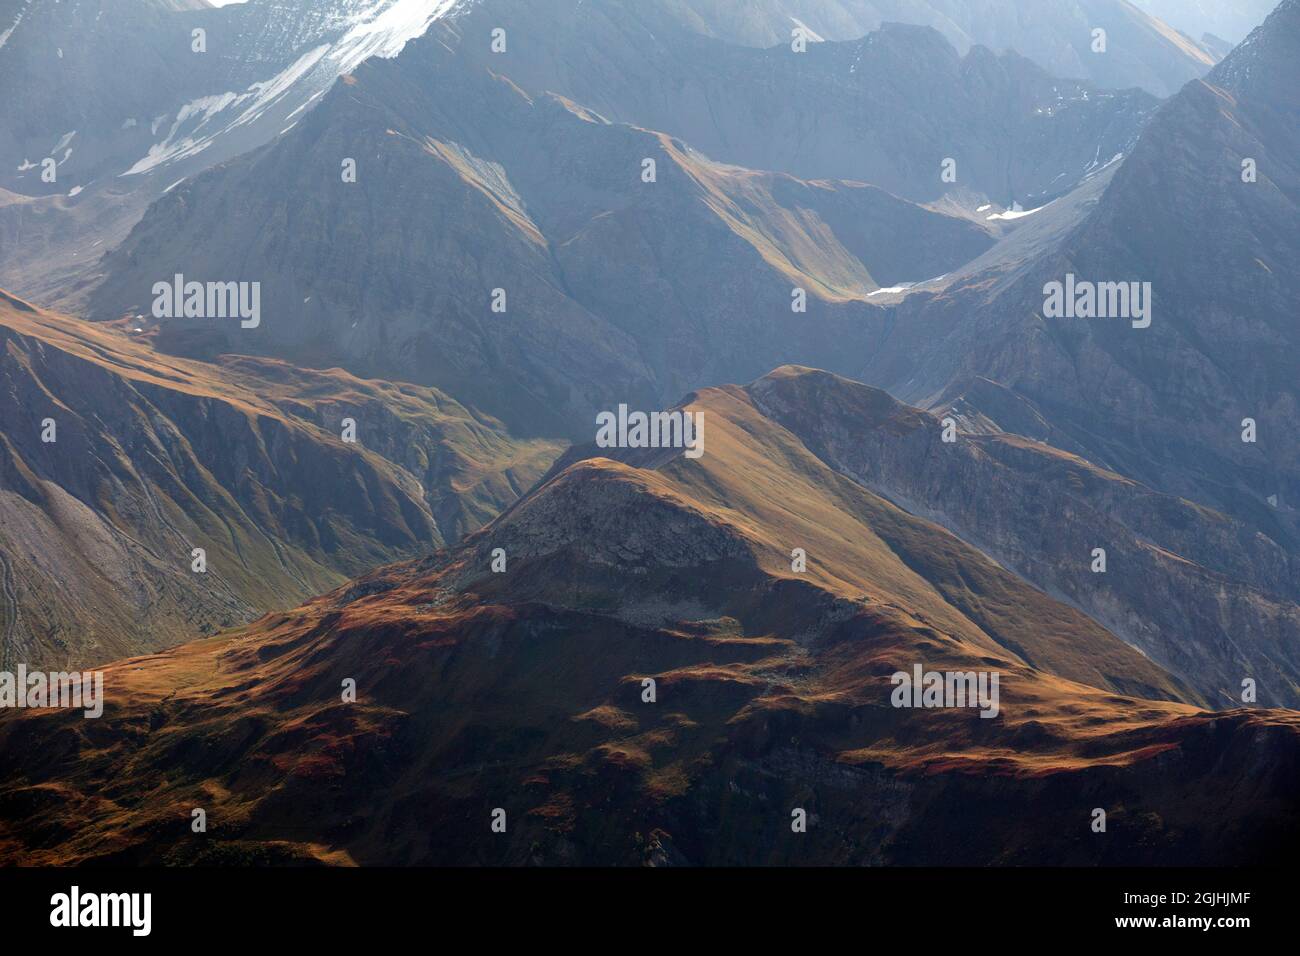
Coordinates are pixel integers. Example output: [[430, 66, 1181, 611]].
[[5, 366, 1296, 866]]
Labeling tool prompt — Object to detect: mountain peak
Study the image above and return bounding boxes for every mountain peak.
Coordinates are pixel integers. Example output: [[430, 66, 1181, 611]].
[[1207, 0, 1300, 92]]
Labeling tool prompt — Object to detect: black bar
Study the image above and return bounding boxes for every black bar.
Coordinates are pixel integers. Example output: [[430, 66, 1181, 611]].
[[0, 866, 1284, 942]]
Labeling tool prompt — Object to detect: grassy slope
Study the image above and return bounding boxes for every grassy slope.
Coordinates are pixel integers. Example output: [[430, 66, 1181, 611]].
[[10, 371, 1297, 866], [0, 290, 561, 667]]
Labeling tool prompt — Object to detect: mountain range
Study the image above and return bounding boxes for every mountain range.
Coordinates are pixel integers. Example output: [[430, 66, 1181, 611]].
[[76, 2, 1186, 435], [580, 0, 1218, 95], [77, 0, 1299, 590], [4, 368, 1297, 865], [0, 0, 1216, 304], [870, 0, 1299, 535], [0, 0, 1294, 868], [0, 289, 557, 669], [83, 28, 1030, 435]]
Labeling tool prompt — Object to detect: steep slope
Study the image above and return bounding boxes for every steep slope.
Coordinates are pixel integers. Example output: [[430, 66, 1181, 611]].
[[751, 366, 1300, 707], [1133, 0, 1279, 45], [5, 376, 1300, 867], [864, 0, 1300, 538], [85, 47, 996, 436], [0, 290, 559, 668]]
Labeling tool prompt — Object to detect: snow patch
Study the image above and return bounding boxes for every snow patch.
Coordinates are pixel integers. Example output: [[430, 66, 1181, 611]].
[[0, 1, 30, 51], [326, 0, 464, 73], [122, 47, 328, 175], [122, 1, 466, 178], [867, 273, 948, 297], [987, 203, 1048, 221], [789, 17, 825, 43], [1082, 152, 1125, 180]]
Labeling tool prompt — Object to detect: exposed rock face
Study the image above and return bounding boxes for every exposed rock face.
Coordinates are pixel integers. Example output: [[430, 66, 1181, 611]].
[[1, 0, 211, 195], [6, 376, 1299, 867], [419, 4, 1160, 204], [84, 41, 1002, 436], [750, 366, 1300, 707], [82, 5, 1161, 438], [0, 290, 560, 668], [861, 0, 1300, 547]]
